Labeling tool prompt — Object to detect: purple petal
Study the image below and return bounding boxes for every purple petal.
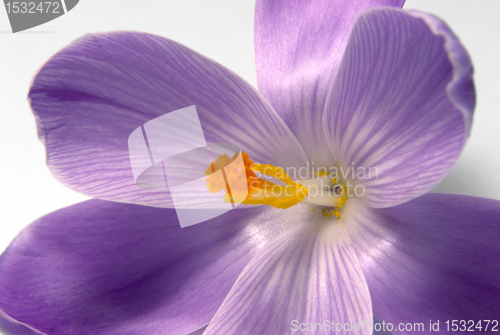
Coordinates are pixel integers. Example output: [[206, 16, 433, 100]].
[[255, 0, 404, 166], [347, 193, 500, 334], [324, 8, 475, 208], [30, 32, 307, 208], [205, 211, 372, 335], [0, 200, 301, 335]]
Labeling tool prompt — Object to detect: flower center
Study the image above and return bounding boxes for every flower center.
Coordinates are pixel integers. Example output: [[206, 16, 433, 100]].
[[205, 152, 348, 218], [205, 152, 308, 209], [297, 169, 349, 219]]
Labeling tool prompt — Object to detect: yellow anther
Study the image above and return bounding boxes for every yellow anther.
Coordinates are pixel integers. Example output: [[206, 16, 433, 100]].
[[332, 179, 348, 216], [205, 152, 308, 210], [251, 163, 296, 188]]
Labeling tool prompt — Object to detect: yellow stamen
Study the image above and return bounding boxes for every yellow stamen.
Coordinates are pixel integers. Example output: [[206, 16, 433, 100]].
[[205, 152, 308, 209]]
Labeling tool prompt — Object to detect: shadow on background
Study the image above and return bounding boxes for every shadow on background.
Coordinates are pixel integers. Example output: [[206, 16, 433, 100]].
[[431, 161, 499, 200]]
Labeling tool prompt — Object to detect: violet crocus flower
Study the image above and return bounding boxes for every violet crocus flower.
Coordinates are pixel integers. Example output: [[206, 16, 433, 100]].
[[1, 1, 499, 334]]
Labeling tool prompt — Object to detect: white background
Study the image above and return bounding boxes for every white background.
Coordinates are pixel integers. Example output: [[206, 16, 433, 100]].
[[0, 0, 499, 321]]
